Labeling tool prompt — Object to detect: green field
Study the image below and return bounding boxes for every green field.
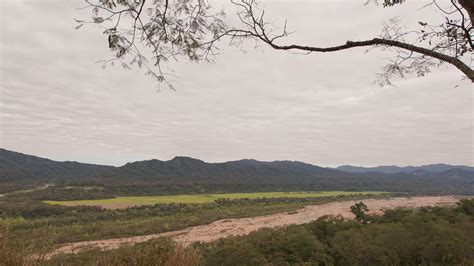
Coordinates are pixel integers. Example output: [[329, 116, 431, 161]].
[[44, 191, 386, 207]]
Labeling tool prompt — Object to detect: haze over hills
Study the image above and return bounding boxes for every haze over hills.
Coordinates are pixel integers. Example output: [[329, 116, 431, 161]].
[[1, 148, 473, 194], [336, 164, 474, 174]]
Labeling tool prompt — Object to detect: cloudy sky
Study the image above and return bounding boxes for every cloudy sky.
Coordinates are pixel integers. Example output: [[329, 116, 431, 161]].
[[0, 0, 472, 167]]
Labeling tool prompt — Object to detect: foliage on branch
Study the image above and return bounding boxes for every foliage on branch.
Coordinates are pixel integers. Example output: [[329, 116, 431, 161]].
[[78, 0, 474, 86], [78, 0, 227, 88], [350, 201, 370, 223]]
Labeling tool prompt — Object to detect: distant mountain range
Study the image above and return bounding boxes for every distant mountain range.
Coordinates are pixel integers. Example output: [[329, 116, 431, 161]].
[[335, 164, 474, 174], [1, 148, 473, 194]]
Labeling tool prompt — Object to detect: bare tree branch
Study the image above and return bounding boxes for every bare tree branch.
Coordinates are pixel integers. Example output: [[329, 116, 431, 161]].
[[223, 0, 473, 82], [78, 0, 473, 86]]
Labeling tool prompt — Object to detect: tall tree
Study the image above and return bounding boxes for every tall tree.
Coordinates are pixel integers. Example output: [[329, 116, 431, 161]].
[[350, 202, 370, 224]]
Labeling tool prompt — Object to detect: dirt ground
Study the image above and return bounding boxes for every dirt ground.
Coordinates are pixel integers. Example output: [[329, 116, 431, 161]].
[[47, 196, 459, 258]]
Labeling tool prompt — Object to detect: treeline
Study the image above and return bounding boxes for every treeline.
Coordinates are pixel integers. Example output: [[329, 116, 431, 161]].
[[7, 177, 474, 197], [4, 186, 116, 201], [2, 182, 456, 202], [38, 199, 474, 266], [212, 193, 394, 206]]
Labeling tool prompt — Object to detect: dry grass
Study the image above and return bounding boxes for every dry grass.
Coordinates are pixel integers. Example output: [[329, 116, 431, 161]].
[[46, 238, 201, 266], [0, 225, 53, 266]]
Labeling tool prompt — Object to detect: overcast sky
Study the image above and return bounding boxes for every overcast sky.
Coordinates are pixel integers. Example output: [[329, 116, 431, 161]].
[[0, 0, 473, 167]]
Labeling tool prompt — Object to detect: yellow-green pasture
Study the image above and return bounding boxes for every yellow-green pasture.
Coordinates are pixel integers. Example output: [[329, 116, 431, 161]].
[[44, 191, 386, 208]]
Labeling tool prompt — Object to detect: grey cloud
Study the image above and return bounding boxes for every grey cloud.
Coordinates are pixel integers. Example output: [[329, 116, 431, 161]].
[[0, 0, 472, 167]]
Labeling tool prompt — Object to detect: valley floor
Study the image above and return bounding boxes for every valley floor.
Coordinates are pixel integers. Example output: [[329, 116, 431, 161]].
[[48, 195, 459, 259]]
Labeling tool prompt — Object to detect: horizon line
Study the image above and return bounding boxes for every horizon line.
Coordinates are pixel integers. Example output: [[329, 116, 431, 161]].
[[2, 147, 473, 169]]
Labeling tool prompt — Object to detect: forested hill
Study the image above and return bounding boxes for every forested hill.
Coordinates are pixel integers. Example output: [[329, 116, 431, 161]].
[[106, 157, 346, 183], [1, 148, 473, 195], [0, 149, 114, 192], [98, 157, 474, 194]]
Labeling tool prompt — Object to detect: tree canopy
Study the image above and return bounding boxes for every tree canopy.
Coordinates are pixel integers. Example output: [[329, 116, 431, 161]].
[[77, 0, 474, 86]]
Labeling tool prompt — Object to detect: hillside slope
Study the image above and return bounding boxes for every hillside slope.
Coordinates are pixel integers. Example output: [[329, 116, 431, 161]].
[[1, 149, 473, 194], [97, 157, 474, 194], [0, 149, 114, 192]]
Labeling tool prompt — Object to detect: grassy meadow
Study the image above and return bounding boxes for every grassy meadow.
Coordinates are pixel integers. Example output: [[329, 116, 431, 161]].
[[44, 191, 386, 207]]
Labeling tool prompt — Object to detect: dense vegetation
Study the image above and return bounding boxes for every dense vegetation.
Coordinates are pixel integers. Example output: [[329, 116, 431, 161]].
[[1, 148, 473, 197], [198, 199, 474, 265], [1, 148, 473, 265], [0, 194, 387, 252], [6, 199, 471, 265]]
